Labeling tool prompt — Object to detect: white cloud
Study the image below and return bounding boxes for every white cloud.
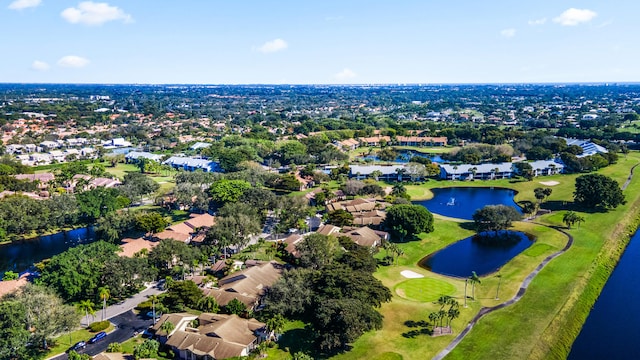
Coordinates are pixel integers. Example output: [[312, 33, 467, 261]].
[[553, 8, 597, 26], [8, 0, 41, 10], [528, 18, 547, 26], [61, 1, 133, 26], [334, 68, 357, 80], [57, 55, 90, 68], [256, 38, 288, 54], [500, 28, 516, 38], [31, 60, 50, 71]]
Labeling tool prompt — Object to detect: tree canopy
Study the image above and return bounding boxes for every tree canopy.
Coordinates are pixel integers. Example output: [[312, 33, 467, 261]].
[[574, 174, 625, 209], [472, 205, 523, 233], [383, 204, 434, 242]]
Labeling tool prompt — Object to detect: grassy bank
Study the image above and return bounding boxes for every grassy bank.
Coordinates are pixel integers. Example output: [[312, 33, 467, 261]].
[[441, 152, 640, 359]]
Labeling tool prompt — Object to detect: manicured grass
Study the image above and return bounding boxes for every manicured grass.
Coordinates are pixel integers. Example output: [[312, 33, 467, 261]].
[[47, 324, 114, 357], [395, 278, 456, 302], [329, 152, 640, 360], [372, 352, 404, 360], [104, 163, 140, 179]]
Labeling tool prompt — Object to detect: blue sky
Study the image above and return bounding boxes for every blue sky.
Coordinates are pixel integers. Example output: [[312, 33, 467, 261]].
[[1, 0, 637, 84]]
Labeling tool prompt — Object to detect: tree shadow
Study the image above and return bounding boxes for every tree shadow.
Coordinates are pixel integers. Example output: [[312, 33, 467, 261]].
[[539, 200, 607, 214], [458, 221, 476, 231], [277, 326, 318, 357], [402, 319, 433, 338]]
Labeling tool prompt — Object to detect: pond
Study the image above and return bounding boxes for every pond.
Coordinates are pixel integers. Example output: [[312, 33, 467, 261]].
[[0, 226, 96, 275], [358, 150, 445, 163], [413, 187, 522, 220], [568, 230, 640, 359], [419, 231, 535, 277]]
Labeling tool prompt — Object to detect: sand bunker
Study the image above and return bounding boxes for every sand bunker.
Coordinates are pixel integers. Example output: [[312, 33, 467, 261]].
[[401, 270, 425, 279], [539, 181, 560, 186]]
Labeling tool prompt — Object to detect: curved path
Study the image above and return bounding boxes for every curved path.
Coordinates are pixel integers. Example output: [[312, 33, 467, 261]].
[[432, 225, 573, 360], [434, 160, 640, 360]]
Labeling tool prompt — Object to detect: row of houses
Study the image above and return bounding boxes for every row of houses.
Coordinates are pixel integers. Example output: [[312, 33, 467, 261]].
[[439, 160, 564, 180], [337, 136, 447, 150], [125, 152, 223, 172]]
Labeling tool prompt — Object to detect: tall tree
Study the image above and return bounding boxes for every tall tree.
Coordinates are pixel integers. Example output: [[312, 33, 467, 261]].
[[383, 204, 434, 242], [98, 287, 110, 321], [574, 174, 625, 209], [472, 205, 522, 234], [469, 271, 481, 301]]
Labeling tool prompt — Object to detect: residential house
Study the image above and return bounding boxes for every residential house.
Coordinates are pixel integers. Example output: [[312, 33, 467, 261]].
[[152, 313, 199, 341], [163, 156, 222, 172], [315, 224, 341, 237], [342, 226, 388, 248], [359, 136, 391, 147], [125, 151, 164, 163], [523, 160, 564, 177], [163, 313, 267, 360], [282, 234, 303, 258], [13, 173, 55, 189], [118, 237, 160, 258], [154, 230, 192, 243], [349, 164, 406, 181], [439, 163, 514, 180], [563, 138, 609, 158], [338, 138, 359, 151], [202, 262, 283, 310], [396, 136, 447, 147], [191, 142, 213, 151]]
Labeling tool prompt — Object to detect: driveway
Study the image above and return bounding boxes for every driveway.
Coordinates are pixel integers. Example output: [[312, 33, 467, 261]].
[[50, 311, 153, 360], [82, 280, 165, 326]]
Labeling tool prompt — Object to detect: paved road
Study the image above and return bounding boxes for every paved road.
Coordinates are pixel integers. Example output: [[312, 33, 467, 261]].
[[51, 311, 153, 360], [81, 281, 165, 327]]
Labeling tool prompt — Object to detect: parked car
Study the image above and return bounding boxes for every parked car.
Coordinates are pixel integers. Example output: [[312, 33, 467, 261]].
[[88, 331, 107, 344], [67, 341, 86, 353], [146, 311, 162, 319]]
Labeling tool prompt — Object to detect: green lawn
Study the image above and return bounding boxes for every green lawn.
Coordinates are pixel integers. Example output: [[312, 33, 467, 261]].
[[47, 324, 115, 357], [331, 152, 640, 360], [395, 278, 456, 302]]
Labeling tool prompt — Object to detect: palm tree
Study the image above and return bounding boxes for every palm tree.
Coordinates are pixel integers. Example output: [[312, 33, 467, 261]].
[[563, 211, 585, 229], [470, 167, 477, 181], [452, 165, 458, 180], [495, 274, 502, 300], [463, 278, 468, 308], [447, 307, 460, 328], [149, 294, 159, 324], [392, 183, 406, 196], [469, 271, 481, 301], [266, 314, 286, 341], [77, 300, 96, 326], [370, 170, 383, 181], [98, 287, 110, 321], [159, 320, 175, 336]]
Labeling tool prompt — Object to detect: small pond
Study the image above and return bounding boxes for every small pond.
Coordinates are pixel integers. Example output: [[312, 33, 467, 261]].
[[419, 231, 535, 277], [358, 150, 445, 163], [0, 226, 96, 275], [414, 187, 522, 220]]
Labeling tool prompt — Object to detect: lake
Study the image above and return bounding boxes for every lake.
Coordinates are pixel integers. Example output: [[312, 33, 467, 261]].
[[413, 186, 522, 220], [568, 230, 640, 359], [358, 150, 445, 163], [419, 231, 535, 277], [0, 226, 96, 275]]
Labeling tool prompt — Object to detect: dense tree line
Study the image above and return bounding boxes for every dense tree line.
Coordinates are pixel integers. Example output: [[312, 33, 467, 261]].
[[265, 234, 391, 353]]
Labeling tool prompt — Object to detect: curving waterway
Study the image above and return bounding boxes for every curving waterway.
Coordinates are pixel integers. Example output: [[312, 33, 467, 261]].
[[0, 226, 96, 275], [568, 230, 640, 359]]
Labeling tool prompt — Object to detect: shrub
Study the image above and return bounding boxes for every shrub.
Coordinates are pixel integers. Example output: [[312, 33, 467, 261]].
[[136, 300, 153, 311], [89, 320, 110, 332], [107, 342, 122, 353], [2, 270, 19, 281]]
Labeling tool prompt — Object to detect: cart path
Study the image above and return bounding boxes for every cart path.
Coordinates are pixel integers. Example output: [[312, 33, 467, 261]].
[[432, 225, 573, 360], [434, 159, 640, 360]]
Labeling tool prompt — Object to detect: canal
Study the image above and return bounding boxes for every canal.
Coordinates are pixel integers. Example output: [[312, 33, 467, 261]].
[[0, 226, 96, 275], [568, 230, 640, 359]]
